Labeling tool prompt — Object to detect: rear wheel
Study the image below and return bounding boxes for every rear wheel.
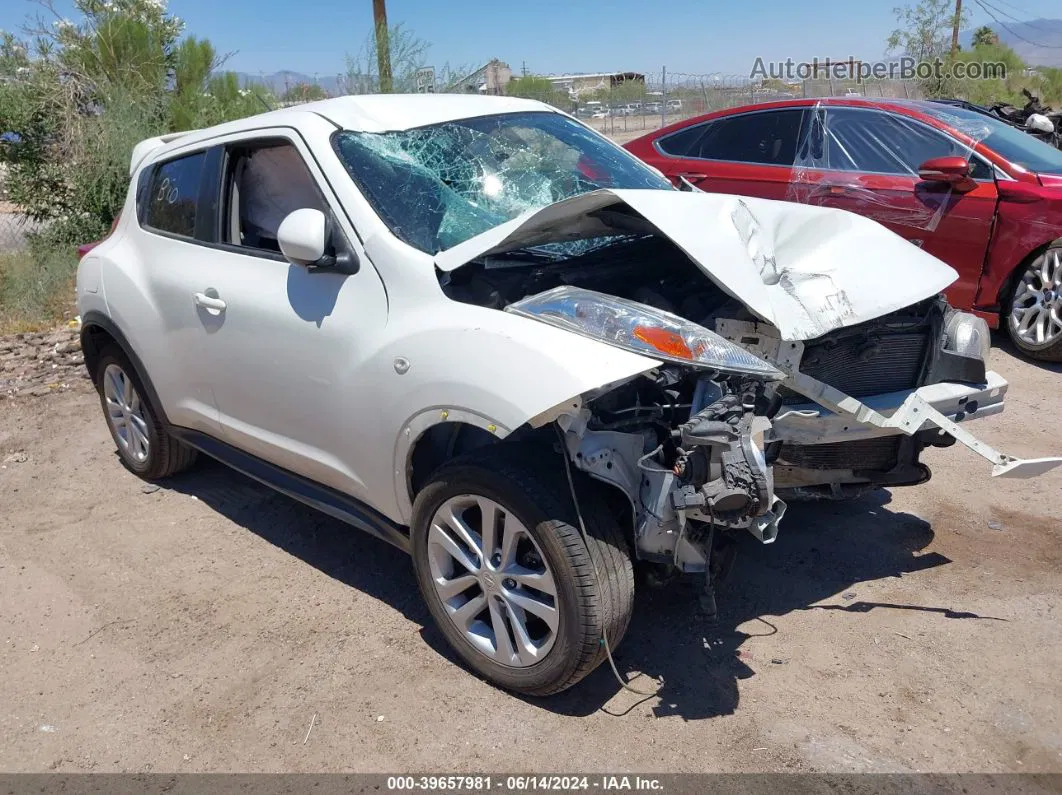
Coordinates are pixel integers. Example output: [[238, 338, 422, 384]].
[[95, 345, 197, 479], [410, 446, 634, 696], [1007, 244, 1062, 362]]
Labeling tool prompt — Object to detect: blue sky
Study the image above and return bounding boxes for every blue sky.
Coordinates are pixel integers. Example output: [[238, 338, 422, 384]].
[[2, 0, 1059, 78]]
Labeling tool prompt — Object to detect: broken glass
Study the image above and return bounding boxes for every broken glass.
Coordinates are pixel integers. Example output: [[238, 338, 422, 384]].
[[332, 111, 672, 254]]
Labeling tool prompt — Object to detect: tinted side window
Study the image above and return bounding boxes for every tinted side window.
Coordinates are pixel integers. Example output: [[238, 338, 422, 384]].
[[824, 109, 992, 178], [696, 110, 803, 166], [143, 152, 206, 237], [657, 123, 711, 157]]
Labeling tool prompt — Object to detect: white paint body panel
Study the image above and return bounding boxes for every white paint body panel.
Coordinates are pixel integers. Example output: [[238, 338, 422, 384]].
[[436, 188, 959, 341]]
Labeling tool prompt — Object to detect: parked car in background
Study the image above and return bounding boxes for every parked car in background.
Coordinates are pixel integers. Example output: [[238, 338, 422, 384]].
[[77, 95, 1058, 697], [625, 97, 1062, 361]]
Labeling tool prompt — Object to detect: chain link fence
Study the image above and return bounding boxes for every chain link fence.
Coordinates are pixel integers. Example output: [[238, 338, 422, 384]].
[[556, 71, 923, 143], [0, 210, 37, 254], [0, 163, 34, 254]]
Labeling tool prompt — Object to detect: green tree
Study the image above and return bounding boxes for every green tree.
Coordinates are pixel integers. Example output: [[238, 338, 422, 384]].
[[506, 75, 570, 109], [950, 40, 1027, 105], [0, 0, 271, 247], [888, 0, 969, 62], [971, 25, 999, 47], [1036, 67, 1062, 105], [341, 23, 429, 94], [281, 82, 328, 103]]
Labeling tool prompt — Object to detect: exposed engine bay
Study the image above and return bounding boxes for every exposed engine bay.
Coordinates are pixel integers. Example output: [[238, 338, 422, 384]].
[[437, 229, 1052, 605], [442, 235, 738, 326], [441, 236, 787, 607], [557, 364, 784, 615]]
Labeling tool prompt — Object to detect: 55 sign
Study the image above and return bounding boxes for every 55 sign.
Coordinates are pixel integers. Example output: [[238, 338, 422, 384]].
[[416, 67, 436, 93]]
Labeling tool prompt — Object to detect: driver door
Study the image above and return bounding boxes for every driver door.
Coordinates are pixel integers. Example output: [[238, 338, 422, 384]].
[[191, 131, 389, 498]]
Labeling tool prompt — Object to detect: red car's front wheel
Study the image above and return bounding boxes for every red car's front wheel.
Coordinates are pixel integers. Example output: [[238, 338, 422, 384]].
[[1007, 243, 1062, 362]]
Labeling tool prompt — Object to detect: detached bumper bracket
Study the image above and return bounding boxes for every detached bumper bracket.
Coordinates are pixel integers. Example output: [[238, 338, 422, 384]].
[[785, 372, 1062, 480]]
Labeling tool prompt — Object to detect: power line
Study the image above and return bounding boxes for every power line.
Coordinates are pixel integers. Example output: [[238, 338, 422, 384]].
[[978, 0, 1025, 23], [973, 0, 1062, 48], [977, 0, 1057, 32], [988, 0, 1030, 16]]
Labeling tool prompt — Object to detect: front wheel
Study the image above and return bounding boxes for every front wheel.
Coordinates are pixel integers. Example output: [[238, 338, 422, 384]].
[[410, 446, 634, 696], [1007, 244, 1062, 362]]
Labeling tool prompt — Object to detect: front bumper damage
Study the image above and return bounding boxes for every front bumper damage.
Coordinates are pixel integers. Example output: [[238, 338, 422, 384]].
[[784, 369, 1062, 479], [772, 370, 1008, 446], [713, 318, 1062, 481]]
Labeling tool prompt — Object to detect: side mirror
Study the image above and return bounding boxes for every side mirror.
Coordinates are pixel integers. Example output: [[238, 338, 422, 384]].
[[278, 208, 327, 266], [277, 208, 359, 274], [918, 156, 976, 192]]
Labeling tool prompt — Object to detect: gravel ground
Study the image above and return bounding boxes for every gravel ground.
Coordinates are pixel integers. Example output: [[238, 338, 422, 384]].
[[0, 334, 1060, 774]]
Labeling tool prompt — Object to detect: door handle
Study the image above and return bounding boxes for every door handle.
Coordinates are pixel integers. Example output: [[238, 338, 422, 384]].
[[193, 292, 226, 312], [676, 171, 709, 180]]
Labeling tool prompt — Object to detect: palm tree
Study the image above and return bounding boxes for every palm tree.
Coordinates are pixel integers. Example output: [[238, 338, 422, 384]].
[[972, 25, 999, 47]]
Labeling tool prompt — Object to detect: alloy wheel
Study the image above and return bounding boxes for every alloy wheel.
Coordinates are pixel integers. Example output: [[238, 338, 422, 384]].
[[426, 495, 559, 668], [1010, 248, 1062, 348], [102, 363, 151, 463]]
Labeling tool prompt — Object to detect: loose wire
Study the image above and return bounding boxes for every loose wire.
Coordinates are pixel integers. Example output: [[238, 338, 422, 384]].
[[555, 424, 661, 698]]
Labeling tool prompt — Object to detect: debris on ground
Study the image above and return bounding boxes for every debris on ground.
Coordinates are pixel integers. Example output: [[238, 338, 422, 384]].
[[0, 326, 89, 400]]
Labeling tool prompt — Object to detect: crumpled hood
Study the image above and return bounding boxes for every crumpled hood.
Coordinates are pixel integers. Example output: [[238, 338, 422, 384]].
[[434, 189, 959, 341]]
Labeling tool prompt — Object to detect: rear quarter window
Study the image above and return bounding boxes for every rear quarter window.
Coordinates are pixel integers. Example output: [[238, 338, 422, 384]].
[[142, 152, 206, 237]]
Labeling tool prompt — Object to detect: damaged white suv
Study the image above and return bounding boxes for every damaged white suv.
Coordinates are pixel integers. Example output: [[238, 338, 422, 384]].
[[77, 95, 1060, 695]]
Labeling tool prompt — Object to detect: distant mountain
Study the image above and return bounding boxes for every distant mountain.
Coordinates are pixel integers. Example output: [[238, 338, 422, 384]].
[[234, 70, 343, 97], [964, 18, 1062, 67]]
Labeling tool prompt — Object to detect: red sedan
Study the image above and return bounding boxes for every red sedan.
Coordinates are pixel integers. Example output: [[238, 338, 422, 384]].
[[625, 97, 1062, 361]]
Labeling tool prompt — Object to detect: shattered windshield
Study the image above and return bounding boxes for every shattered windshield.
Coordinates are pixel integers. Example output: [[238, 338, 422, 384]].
[[332, 111, 673, 254], [919, 103, 1062, 176]]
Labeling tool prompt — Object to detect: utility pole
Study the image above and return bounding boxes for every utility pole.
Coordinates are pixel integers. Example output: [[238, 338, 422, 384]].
[[950, 0, 963, 59], [373, 0, 393, 93]]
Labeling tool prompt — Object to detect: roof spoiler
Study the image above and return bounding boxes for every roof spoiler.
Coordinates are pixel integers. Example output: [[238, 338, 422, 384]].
[[129, 130, 200, 176]]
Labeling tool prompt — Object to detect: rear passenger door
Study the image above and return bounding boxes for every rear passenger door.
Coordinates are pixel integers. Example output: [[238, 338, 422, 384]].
[[189, 130, 389, 497], [134, 147, 225, 435], [652, 108, 805, 201]]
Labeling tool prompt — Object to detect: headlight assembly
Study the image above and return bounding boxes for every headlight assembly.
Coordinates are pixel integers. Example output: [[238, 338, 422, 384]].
[[506, 286, 785, 379]]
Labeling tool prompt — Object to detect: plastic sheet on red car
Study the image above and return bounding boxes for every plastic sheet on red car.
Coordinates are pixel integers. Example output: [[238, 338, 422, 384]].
[[784, 100, 996, 234]]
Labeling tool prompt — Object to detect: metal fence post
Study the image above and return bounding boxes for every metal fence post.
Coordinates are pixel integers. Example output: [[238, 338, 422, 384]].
[[661, 66, 667, 129]]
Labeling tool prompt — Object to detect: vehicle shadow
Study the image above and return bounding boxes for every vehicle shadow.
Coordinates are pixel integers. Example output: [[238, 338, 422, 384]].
[[991, 330, 1062, 374], [165, 461, 998, 721]]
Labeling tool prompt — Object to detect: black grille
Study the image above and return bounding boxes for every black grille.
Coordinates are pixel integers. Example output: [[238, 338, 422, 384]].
[[797, 332, 929, 398], [779, 437, 901, 472]]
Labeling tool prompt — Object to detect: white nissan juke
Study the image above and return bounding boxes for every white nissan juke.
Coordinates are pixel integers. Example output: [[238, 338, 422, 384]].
[[77, 95, 1060, 696]]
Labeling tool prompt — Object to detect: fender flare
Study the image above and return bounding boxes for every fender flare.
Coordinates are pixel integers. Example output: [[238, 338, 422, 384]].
[[392, 407, 512, 523], [80, 310, 170, 426]]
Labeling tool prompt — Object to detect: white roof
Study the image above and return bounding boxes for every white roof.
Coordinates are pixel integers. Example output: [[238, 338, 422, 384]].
[[134, 94, 556, 171], [299, 93, 554, 132]]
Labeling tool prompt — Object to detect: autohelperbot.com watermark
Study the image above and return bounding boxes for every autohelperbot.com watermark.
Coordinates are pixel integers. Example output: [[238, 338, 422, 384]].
[[751, 56, 1007, 82]]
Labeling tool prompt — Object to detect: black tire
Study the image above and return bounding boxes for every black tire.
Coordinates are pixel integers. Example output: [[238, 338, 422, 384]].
[[411, 444, 634, 696], [1005, 243, 1062, 362], [94, 344, 197, 480]]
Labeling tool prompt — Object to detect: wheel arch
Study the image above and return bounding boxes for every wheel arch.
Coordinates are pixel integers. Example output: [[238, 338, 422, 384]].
[[401, 415, 637, 554], [79, 311, 170, 426], [994, 237, 1062, 312]]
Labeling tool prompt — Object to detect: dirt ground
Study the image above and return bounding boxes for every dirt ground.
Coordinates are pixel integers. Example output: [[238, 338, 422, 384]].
[[1, 336, 1060, 775]]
